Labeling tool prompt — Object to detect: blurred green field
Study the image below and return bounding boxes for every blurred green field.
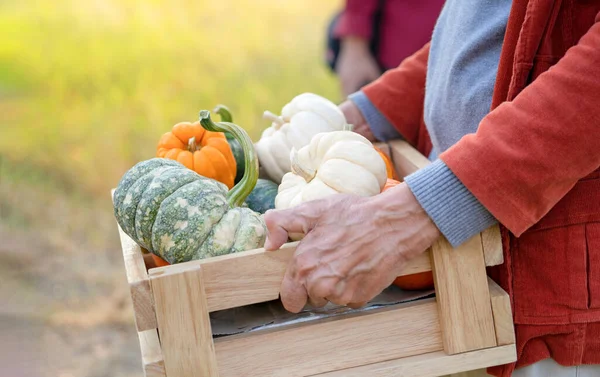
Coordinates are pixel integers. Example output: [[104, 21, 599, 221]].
[[0, 0, 342, 196], [0, 1, 342, 375]]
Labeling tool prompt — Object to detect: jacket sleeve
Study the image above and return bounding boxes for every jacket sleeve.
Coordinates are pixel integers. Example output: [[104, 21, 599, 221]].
[[334, 0, 381, 40], [440, 12, 600, 236], [361, 43, 430, 148]]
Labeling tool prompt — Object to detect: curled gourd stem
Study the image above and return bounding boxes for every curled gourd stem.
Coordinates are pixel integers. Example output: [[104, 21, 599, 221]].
[[290, 148, 316, 183], [188, 136, 197, 152], [263, 110, 285, 130], [199, 110, 258, 208], [213, 104, 233, 123]]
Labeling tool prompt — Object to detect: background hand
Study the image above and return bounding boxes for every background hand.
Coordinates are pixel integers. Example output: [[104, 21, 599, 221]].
[[336, 37, 381, 97]]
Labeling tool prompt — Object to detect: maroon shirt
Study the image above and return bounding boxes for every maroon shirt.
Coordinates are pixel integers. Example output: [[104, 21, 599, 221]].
[[333, 0, 444, 70]]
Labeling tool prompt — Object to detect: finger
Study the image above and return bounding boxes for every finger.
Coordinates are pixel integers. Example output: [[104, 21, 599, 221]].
[[308, 296, 329, 309], [306, 277, 336, 308], [346, 281, 386, 310], [263, 206, 317, 251], [347, 301, 368, 310], [326, 280, 357, 307], [280, 269, 308, 313], [328, 292, 354, 307], [339, 277, 377, 309]]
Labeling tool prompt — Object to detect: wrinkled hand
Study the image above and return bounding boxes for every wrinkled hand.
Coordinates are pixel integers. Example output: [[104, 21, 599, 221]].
[[339, 100, 376, 142], [264, 183, 441, 313], [336, 37, 381, 97]]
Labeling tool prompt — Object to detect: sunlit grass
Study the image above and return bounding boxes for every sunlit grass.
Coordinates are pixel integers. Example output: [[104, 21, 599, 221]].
[[0, 0, 342, 332], [0, 0, 342, 195], [0, 3, 342, 373]]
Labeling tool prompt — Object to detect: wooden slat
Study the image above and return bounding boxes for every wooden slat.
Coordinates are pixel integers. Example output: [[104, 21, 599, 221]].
[[384, 142, 505, 268], [482, 225, 504, 266], [430, 235, 497, 354], [314, 344, 516, 377], [151, 243, 433, 312], [148, 236, 503, 313], [385, 140, 503, 354], [445, 371, 489, 377], [214, 299, 441, 377], [138, 329, 166, 377], [149, 242, 296, 312], [488, 278, 516, 346], [150, 266, 219, 377], [113, 207, 158, 331], [112, 189, 158, 332]]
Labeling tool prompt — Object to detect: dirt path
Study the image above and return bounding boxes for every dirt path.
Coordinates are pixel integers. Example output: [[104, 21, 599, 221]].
[[0, 218, 143, 377]]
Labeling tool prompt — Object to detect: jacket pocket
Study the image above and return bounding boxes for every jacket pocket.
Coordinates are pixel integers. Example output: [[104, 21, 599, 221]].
[[586, 223, 600, 309], [511, 170, 600, 324], [512, 223, 589, 324]]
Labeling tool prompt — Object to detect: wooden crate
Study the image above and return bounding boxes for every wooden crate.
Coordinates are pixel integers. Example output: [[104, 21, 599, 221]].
[[114, 140, 516, 377]]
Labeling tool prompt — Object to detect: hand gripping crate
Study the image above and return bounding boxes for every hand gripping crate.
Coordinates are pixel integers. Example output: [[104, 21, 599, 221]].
[[113, 140, 516, 377]]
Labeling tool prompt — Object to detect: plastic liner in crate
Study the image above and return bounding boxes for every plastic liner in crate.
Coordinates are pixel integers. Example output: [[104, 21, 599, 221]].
[[210, 285, 435, 337]]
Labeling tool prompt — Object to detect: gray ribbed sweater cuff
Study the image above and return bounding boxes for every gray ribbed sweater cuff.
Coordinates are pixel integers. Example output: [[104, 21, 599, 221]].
[[404, 159, 498, 247], [348, 91, 402, 141]]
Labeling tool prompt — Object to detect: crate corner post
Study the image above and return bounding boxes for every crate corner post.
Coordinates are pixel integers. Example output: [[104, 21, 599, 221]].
[[430, 233, 498, 355], [150, 265, 219, 377]]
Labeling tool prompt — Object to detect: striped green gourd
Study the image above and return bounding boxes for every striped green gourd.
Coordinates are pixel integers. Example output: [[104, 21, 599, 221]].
[[113, 110, 265, 264]]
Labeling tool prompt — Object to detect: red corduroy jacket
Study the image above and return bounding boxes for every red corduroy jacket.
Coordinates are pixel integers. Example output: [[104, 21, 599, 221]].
[[361, 1, 600, 375]]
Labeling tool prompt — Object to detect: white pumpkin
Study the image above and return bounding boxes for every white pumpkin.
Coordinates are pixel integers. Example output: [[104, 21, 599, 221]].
[[275, 131, 388, 211], [255, 93, 348, 184]]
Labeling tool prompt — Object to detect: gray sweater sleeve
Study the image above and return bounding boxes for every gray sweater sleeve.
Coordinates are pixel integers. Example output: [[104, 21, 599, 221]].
[[348, 92, 402, 141], [348, 91, 498, 247], [404, 160, 498, 247]]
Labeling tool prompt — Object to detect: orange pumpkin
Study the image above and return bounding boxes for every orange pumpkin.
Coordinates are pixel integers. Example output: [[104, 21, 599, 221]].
[[374, 146, 398, 180], [157, 121, 237, 189], [151, 254, 171, 268], [383, 178, 435, 291], [382, 177, 401, 192], [392, 272, 435, 291]]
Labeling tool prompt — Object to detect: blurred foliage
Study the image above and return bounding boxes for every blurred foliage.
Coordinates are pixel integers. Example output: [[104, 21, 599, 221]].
[[0, 0, 342, 196], [0, 3, 341, 375]]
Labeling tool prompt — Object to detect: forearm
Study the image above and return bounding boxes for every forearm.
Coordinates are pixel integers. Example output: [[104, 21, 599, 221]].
[[440, 13, 600, 236], [334, 0, 380, 40], [361, 43, 430, 146], [404, 160, 498, 247], [371, 181, 442, 260], [347, 92, 496, 246]]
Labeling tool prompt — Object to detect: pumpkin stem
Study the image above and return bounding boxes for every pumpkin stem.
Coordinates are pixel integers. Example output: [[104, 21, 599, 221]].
[[213, 104, 233, 123], [199, 110, 258, 208], [188, 136, 197, 152], [290, 148, 316, 182], [343, 123, 354, 131], [263, 111, 285, 130], [213, 104, 236, 142]]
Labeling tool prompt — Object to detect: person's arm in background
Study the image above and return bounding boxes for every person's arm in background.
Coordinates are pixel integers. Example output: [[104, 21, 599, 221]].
[[341, 43, 430, 146], [334, 0, 382, 96], [342, 42, 497, 246]]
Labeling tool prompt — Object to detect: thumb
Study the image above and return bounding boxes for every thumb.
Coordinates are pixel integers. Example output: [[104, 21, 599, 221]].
[[263, 206, 316, 251]]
